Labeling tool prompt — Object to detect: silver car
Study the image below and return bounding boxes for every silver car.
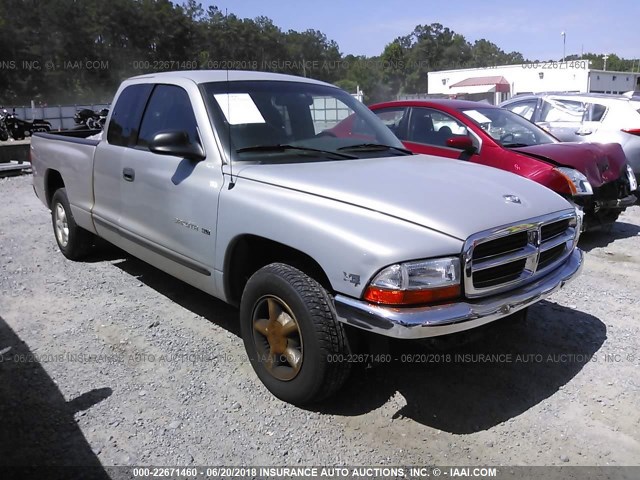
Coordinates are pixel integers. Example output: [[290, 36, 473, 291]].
[[500, 93, 640, 182]]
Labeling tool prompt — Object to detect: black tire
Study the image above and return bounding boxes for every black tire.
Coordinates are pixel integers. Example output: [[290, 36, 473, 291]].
[[51, 188, 94, 260], [584, 209, 621, 231], [240, 263, 351, 405], [597, 209, 621, 225], [0, 129, 8, 141]]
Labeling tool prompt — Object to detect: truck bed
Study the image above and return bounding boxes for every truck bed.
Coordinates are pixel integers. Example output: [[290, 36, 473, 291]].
[[31, 131, 101, 234], [34, 129, 102, 144]]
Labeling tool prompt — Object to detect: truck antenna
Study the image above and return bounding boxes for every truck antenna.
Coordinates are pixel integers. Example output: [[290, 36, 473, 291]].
[[225, 8, 235, 190]]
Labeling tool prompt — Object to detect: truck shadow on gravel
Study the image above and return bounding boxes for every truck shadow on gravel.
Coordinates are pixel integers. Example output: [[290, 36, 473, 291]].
[[105, 253, 606, 435], [319, 301, 606, 434], [0, 316, 112, 478], [578, 221, 640, 252], [111, 257, 240, 335]]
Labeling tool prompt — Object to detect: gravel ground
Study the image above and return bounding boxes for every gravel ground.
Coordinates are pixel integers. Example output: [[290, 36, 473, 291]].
[[1, 173, 639, 469]]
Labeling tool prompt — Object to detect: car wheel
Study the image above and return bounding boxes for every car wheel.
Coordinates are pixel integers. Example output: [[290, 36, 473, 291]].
[[51, 188, 94, 260], [240, 263, 351, 405]]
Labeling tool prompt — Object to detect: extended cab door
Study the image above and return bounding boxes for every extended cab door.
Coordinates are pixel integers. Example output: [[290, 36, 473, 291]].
[[118, 82, 223, 293], [93, 83, 154, 245]]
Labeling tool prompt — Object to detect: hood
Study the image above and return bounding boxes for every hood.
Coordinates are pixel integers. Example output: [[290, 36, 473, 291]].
[[234, 155, 573, 241], [512, 142, 627, 188]]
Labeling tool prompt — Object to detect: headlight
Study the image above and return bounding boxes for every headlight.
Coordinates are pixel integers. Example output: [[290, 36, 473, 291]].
[[363, 257, 461, 306], [556, 167, 593, 196], [626, 165, 638, 191]]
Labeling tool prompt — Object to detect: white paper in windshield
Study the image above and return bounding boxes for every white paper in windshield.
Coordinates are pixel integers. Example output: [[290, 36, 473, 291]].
[[214, 93, 265, 125], [464, 109, 492, 124]]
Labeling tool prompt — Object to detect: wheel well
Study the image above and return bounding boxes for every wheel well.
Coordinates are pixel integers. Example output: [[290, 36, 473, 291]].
[[45, 170, 64, 208], [224, 235, 333, 306]]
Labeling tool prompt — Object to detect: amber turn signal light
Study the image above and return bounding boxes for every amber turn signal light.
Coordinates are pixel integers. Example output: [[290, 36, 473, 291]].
[[363, 284, 461, 306]]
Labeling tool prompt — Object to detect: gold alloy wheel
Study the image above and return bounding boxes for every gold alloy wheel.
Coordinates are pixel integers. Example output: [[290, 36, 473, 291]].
[[252, 295, 303, 381]]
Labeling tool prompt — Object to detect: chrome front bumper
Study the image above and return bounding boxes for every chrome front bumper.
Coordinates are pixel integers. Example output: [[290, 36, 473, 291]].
[[334, 248, 583, 339]]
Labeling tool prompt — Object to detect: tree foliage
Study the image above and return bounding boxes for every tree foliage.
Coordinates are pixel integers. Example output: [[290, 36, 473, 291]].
[[0, 1, 636, 105]]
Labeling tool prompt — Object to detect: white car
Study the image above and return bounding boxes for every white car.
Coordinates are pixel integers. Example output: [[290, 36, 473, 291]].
[[500, 93, 640, 184]]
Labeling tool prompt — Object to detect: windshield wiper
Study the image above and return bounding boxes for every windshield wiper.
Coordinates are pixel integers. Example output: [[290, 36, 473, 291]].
[[337, 143, 413, 155], [237, 144, 358, 159], [502, 143, 531, 148]]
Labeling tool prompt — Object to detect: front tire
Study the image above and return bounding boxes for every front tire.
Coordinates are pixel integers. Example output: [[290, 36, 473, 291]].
[[584, 209, 621, 231], [240, 263, 351, 405], [51, 188, 94, 260]]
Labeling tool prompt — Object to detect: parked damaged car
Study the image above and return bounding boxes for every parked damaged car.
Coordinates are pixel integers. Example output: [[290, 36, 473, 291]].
[[500, 92, 640, 190], [334, 100, 637, 230]]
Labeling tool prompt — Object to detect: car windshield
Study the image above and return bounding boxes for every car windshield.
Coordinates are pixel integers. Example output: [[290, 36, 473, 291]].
[[201, 80, 407, 163], [460, 107, 557, 147]]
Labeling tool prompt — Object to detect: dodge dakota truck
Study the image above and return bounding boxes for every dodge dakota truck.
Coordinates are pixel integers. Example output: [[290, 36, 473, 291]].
[[31, 70, 584, 405]]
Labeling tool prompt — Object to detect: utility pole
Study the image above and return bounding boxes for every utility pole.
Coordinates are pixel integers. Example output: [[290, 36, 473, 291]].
[[561, 31, 566, 62], [603, 54, 609, 71]]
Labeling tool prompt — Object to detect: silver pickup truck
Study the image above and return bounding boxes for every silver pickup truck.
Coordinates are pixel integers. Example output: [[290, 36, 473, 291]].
[[31, 70, 583, 405]]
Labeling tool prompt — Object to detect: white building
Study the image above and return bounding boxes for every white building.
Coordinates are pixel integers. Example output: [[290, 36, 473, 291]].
[[427, 63, 640, 104]]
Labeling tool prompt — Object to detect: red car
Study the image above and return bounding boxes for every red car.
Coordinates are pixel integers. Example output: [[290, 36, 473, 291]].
[[331, 99, 638, 230]]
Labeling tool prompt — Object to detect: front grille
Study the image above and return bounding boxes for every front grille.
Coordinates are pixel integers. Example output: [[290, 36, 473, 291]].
[[473, 259, 527, 289], [541, 219, 570, 241], [538, 243, 567, 270], [463, 211, 578, 298], [473, 232, 528, 259]]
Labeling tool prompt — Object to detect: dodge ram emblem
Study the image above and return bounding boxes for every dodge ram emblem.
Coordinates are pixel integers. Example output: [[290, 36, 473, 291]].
[[503, 194, 522, 204]]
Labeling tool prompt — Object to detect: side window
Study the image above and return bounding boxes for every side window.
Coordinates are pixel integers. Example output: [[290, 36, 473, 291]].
[[373, 108, 408, 139], [137, 85, 199, 148], [589, 103, 607, 122], [409, 108, 472, 148], [107, 84, 153, 147], [504, 100, 537, 121], [539, 99, 586, 123]]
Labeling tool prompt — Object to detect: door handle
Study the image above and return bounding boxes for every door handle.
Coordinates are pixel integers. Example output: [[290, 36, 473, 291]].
[[123, 167, 135, 182]]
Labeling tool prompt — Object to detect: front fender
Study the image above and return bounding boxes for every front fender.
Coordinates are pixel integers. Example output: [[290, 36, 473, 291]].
[[215, 176, 463, 299]]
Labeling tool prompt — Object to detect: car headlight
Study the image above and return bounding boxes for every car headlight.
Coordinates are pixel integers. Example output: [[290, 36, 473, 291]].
[[363, 257, 461, 306], [556, 167, 593, 196], [626, 165, 638, 191]]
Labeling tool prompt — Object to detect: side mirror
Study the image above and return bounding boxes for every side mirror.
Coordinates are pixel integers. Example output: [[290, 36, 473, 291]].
[[446, 136, 475, 152], [149, 130, 205, 161]]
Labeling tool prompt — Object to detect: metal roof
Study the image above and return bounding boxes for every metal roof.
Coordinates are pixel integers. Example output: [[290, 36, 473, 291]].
[[449, 76, 511, 93]]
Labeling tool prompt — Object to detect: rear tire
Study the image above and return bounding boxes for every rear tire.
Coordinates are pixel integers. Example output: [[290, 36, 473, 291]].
[[51, 188, 94, 260], [240, 263, 351, 405]]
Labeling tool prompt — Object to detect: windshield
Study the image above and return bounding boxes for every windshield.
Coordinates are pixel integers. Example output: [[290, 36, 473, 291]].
[[201, 80, 407, 162], [460, 107, 557, 147]]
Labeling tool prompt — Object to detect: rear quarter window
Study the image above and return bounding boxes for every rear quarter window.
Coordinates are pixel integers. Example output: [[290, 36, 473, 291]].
[[107, 84, 154, 147], [590, 103, 607, 122]]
